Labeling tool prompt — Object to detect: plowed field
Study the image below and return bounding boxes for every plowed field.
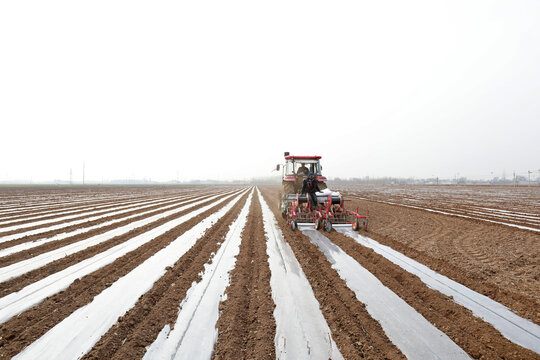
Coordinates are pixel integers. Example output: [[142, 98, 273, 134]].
[[0, 185, 539, 359]]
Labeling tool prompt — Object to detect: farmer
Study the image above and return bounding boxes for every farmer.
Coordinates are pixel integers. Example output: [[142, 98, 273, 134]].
[[301, 172, 321, 208], [297, 163, 309, 176]]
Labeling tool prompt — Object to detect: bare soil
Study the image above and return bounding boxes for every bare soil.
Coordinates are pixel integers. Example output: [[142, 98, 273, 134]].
[[259, 186, 405, 359], [0, 194, 178, 229], [1, 184, 538, 359], [341, 191, 540, 324], [0, 193, 216, 262], [0, 191, 244, 358], [83, 192, 250, 360], [325, 230, 538, 359], [213, 191, 276, 360], [0, 193, 230, 296]]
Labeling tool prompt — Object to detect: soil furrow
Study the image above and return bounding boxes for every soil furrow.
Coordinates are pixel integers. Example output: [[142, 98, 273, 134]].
[[324, 230, 539, 359], [0, 198, 196, 237], [0, 192, 216, 261], [0, 194, 180, 228], [348, 194, 540, 233], [81, 191, 251, 360], [213, 190, 276, 360], [259, 186, 405, 359], [0, 191, 172, 219], [0, 190, 246, 358], [343, 194, 540, 324], [0, 192, 231, 295]]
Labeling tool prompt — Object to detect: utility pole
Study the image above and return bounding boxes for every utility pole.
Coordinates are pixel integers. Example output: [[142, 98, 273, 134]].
[[528, 170, 532, 186], [513, 171, 516, 187]]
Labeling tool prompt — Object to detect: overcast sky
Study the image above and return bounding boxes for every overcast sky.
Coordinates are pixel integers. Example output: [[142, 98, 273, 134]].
[[1, 0, 539, 182]]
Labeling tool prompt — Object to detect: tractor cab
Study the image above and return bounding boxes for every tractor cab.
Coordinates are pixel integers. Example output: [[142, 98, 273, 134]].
[[284, 157, 321, 177], [277, 153, 327, 194]]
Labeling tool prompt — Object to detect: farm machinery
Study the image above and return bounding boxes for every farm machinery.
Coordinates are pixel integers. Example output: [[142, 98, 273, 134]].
[[276, 152, 368, 232]]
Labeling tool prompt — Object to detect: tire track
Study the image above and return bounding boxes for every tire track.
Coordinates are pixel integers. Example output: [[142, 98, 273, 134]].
[[410, 215, 452, 254]]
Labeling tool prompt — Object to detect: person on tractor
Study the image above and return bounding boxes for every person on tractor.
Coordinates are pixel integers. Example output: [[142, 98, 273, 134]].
[[297, 163, 309, 176], [301, 172, 320, 208]]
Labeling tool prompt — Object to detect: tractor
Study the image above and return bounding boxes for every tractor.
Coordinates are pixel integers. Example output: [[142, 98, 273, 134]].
[[276, 153, 327, 194], [276, 152, 368, 232]]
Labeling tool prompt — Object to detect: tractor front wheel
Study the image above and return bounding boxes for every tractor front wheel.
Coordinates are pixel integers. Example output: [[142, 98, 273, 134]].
[[315, 219, 321, 230], [352, 219, 360, 231]]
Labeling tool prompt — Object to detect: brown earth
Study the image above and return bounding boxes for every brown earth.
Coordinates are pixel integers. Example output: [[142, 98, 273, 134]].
[[0, 185, 217, 218], [0, 192, 218, 262], [0, 192, 232, 295], [1, 184, 538, 359], [259, 186, 405, 359], [0, 193, 180, 229], [324, 230, 538, 359], [0, 190, 166, 217], [336, 185, 540, 218], [83, 191, 251, 360], [0, 194, 148, 222], [341, 193, 540, 325], [213, 190, 276, 360], [0, 196, 203, 238], [0, 190, 246, 358]]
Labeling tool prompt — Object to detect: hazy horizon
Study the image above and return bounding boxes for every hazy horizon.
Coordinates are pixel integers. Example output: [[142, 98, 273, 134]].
[[1, 1, 539, 183]]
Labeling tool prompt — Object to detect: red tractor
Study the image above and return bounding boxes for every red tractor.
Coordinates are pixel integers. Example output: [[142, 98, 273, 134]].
[[276, 153, 327, 194], [276, 152, 368, 232]]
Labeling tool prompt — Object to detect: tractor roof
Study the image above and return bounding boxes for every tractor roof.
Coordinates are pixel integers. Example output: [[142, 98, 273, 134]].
[[284, 155, 321, 160]]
